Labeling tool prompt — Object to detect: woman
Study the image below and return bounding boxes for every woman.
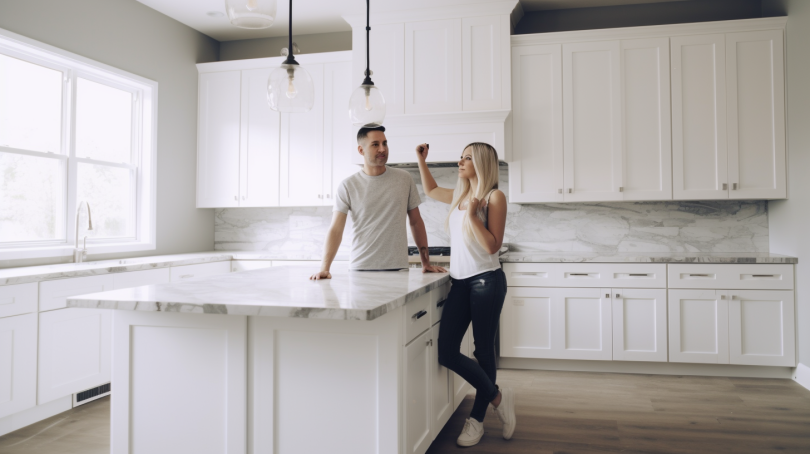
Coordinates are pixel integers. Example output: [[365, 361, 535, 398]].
[[415, 142, 515, 447]]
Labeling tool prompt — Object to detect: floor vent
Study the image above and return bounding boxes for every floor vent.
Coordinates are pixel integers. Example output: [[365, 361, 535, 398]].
[[73, 383, 111, 407]]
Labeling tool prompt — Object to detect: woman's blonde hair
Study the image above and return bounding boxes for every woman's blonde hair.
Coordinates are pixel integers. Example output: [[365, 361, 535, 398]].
[[445, 142, 500, 246]]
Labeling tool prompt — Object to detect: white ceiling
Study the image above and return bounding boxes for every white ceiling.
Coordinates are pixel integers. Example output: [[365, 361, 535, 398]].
[[136, 0, 691, 42]]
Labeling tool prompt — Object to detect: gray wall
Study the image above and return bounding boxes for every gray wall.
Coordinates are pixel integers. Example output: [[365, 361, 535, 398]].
[[0, 0, 220, 269], [220, 31, 352, 61], [762, 0, 810, 367], [515, 0, 762, 34]]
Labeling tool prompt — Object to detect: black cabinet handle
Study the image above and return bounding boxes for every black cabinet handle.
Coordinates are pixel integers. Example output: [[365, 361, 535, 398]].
[[413, 310, 428, 320], [437, 300, 446, 308]]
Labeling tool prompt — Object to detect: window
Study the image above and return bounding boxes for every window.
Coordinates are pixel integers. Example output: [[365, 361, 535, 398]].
[[0, 27, 156, 260]]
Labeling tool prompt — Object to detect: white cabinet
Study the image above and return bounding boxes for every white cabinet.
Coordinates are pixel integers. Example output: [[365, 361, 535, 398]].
[[39, 275, 115, 312], [501, 287, 556, 359], [170, 261, 231, 283], [38, 308, 112, 404], [0, 283, 38, 319], [510, 44, 564, 203], [240, 68, 282, 207], [324, 61, 360, 201], [725, 30, 786, 199], [0, 313, 37, 418], [112, 268, 171, 290], [429, 323, 453, 437], [404, 329, 432, 454], [668, 289, 729, 364], [405, 19, 463, 115], [728, 290, 795, 367], [562, 41, 623, 202], [197, 71, 242, 208], [462, 15, 508, 111], [612, 288, 667, 362]]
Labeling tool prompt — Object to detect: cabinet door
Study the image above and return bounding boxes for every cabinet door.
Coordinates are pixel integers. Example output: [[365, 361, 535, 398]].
[[39, 274, 116, 312], [0, 282, 38, 319], [668, 289, 729, 364], [112, 268, 171, 290], [0, 313, 37, 418], [240, 68, 281, 207], [279, 64, 325, 206], [612, 288, 667, 362], [324, 61, 357, 205], [404, 330, 432, 454], [555, 288, 613, 360], [198, 71, 241, 208], [430, 324, 453, 437], [671, 34, 728, 200], [500, 287, 557, 359], [462, 15, 505, 111], [405, 19, 462, 114], [453, 324, 472, 409], [509, 44, 564, 203], [563, 41, 623, 202], [728, 290, 795, 367], [726, 30, 787, 199], [620, 38, 673, 201], [38, 308, 112, 404]]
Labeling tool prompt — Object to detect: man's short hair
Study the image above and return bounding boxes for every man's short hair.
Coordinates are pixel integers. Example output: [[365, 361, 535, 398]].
[[357, 126, 386, 145]]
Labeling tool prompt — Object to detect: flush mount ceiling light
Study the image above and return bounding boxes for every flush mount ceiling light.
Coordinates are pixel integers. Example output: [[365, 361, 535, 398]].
[[225, 0, 277, 29], [348, 0, 386, 127], [266, 0, 314, 113]]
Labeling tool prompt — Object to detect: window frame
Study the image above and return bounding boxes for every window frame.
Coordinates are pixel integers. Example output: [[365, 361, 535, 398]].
[[0, 27, 157, 260]]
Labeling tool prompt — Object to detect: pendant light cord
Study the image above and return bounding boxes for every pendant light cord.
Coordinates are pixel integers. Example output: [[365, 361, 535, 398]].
[[284, 0, 297, 65], [364, 0, 373, 85]]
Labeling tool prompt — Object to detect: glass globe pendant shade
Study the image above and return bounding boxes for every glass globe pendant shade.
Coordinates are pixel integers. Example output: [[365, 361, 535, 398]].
[[348, 84, 386, 127], [225, 0, 277, 29], [267, 64, 315, 113]]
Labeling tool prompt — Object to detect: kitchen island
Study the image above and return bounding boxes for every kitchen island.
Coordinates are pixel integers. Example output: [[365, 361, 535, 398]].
[[67, 265, 456, 454]]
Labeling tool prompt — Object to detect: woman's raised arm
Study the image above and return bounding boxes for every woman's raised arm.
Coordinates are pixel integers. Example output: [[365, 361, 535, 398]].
[[416, 143, 454, 204]]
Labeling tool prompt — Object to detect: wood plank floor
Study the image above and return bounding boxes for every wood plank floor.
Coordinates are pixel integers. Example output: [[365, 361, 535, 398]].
[[1, 369, 808, 453]]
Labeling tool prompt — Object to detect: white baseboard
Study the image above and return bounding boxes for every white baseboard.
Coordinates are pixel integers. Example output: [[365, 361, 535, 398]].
[[0, 396, 72, 438], [793, 363, 810, 392], [499, 357, 794, 379]]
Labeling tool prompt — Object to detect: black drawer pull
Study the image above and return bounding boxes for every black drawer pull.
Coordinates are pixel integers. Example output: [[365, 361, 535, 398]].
[[689, 274, 710, 277], [413, 310, 428, 320], [437, 300, 446, 308], [570, 273, 590, 276]]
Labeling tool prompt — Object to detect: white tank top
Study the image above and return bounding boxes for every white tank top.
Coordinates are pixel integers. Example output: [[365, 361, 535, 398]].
[[449, 193, 501, 280]]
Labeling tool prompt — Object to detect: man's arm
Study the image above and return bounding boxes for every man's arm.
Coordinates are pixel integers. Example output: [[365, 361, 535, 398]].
[[310, 211, 348, 280], [407, 207, 447, 274]]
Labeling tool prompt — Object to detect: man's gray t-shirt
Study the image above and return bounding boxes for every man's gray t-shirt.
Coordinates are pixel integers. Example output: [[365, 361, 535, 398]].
[[334, 167, 421, 270]]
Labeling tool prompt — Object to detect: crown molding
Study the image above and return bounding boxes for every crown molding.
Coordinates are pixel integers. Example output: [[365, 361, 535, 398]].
[[511, 17, 788, 46], [343, 0, 520, 27]]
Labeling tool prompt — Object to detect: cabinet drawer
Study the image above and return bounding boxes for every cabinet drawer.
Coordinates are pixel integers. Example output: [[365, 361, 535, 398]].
[[503, 263, 666, 288], [0, 283, 38, 319], [170, 261, 231, 282], [403, 292, 431, 346], [39, 275, 116, 312], [429, 282, 451, 326], [668, 264, 793, 290]]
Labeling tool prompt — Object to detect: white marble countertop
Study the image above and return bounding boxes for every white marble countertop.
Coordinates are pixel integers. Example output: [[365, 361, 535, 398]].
[[66, 265, 451, 321], [500, 251, 798, 264]]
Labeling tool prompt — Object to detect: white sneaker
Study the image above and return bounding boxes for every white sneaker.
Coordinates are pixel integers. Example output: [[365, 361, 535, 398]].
[[456, 417, 485, 447], [493, 387, 516, 440]]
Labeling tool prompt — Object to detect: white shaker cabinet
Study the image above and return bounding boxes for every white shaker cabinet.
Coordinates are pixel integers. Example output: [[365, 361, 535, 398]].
[[509, 44, 564, 203], [462, 15, 508, 111], [0, 283, 37, 319], [429, 323, 453, 439], [240, 68, 282, 207], [728, 290, 795, 367], [39, 274, 115, 312], [668, 289, 729, 364], [0, 313, 37, 418], [671, 34, 729, 200], [612, 288, 668, 362], [197, 71, 242, 208], [324, 61, 360, 203], [726, 30, 786, 199], [562, 41, 623, 202], [405, 19, 463, 115], [404, 329, 432, 454]]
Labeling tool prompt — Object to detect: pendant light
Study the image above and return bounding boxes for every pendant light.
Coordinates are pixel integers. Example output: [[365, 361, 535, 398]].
[[225, 0, 277, 29], [267, 0, 314, 113], [348, 0, 386, 127]]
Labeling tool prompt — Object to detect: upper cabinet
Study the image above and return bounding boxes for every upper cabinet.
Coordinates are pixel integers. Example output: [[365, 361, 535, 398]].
[[405, 19, 463, 114], [196, 52, 356, 208], [511, 17, 787, 204]]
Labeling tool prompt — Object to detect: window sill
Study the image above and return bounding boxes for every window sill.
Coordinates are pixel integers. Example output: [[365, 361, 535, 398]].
[[0, 240, 156, 261]]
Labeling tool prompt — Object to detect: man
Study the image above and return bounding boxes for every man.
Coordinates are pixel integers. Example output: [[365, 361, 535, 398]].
[[310, 126, 446, 279]]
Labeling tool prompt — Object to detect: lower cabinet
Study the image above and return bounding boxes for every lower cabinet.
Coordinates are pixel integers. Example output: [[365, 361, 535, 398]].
[[612, 289, 668, 362], [0, 313, 37, 418], [430, 323, 453, 436], [668, 289, 729, 364], [405, 329, 433, 454], [38, 308, 112, 404]]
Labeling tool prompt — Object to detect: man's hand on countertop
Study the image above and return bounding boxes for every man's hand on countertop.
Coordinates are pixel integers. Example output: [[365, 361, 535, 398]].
[[422, 265, 448, 274], [310, 270, 332, 280]]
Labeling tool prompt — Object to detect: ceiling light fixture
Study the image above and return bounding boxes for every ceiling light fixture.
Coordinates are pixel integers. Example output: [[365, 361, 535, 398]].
[[225, 0, 277, 29], [348, 0, 385, 127], [266, 0, 314, 113]]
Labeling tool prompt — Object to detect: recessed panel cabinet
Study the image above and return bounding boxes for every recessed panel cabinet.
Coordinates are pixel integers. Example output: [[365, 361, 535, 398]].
[[0, 313, 37, 418]]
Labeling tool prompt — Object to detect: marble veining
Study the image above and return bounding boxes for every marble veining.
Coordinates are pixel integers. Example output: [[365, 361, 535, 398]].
[[500, 252, 798, 264], [215, 167, 770, 256], [67, 266, 450, 321]]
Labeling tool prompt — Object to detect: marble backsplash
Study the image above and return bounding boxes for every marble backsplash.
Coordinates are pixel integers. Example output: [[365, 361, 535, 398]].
[[214, 167, 768, 255]]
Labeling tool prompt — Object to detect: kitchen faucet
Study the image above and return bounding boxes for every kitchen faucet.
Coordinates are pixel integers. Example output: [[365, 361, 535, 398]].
[[74, 201, 94, 263]]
